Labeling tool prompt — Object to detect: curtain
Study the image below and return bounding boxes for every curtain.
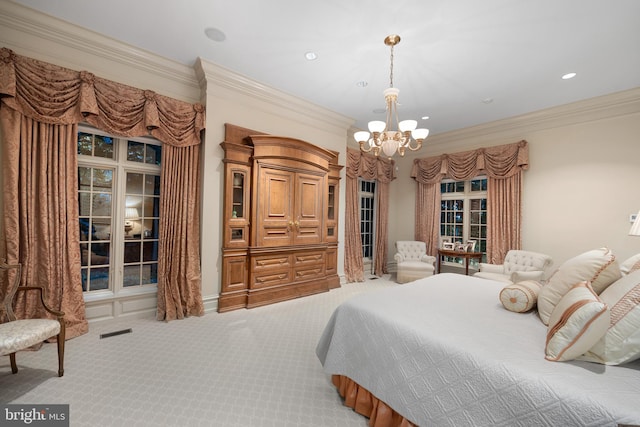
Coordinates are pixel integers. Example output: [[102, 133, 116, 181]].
[[373, 180, 390, 276], [157, 144, 204, 320], [411, 141, 529, 263], [0, 110, 87, 337], [415, 182, 440, 256], [486, 168, 522, 264], [344, 149, 395, 282], [0, 48, 206, 331], [344, 171, 363, 282]]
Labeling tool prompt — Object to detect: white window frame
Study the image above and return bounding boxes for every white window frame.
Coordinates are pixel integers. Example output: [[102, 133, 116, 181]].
[[359, 178, 377, 273], [78, 125, 161, 303], [440, 176, 487, 269]]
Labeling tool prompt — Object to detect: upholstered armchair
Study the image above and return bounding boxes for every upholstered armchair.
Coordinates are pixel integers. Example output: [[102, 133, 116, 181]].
[[473, 250, 553, 285], [0, 260, 66, 377], [394, 241, 436, 284]]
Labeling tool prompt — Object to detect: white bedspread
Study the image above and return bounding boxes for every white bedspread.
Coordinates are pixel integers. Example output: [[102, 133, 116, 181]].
[[316, 273, 640, 427]]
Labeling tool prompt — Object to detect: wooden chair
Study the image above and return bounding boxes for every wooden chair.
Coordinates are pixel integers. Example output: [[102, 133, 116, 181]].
[[0, 260, 65, 377]]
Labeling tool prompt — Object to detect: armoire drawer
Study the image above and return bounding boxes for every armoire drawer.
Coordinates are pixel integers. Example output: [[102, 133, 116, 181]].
[[251, 254, 292, 272], [293, 265, 325, 282], [251, 269, 292, 289], [293, 251, 325, 266]]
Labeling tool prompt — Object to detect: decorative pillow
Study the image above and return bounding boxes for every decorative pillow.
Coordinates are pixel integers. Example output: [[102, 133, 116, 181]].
[[545, 281, 610, 362], [538, 248, 620, 325], [579, 270, 640, 365], [499, 280, 542, 313], [620, 253, 640, 275]]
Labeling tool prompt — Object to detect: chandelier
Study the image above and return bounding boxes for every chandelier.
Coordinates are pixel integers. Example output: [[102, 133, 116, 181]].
[[354, 34, 429, 158]]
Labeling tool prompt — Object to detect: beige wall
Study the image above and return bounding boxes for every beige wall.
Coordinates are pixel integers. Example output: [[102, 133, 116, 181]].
[[386, 91, 640, 270], [0, 2, 352, 316], [2, 2, 639, 320], [195, 59, 352, 310]]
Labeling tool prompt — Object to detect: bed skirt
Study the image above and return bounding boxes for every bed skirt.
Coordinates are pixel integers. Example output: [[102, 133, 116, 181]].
[[332, 375, 416, 427]]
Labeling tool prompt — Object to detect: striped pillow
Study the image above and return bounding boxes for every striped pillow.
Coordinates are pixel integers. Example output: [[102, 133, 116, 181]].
[[499, 280, 542, 313], [538, 248, 620, 325], [545, 281, 610, 362], [580, 270, 640, 365]]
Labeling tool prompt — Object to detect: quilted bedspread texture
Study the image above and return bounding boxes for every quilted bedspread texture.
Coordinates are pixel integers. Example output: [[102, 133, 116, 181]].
[[316, 273, 640, 427]]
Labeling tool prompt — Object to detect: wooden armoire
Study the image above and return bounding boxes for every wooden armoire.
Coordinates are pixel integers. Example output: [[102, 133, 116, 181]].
[[219, 124, 342, 312]]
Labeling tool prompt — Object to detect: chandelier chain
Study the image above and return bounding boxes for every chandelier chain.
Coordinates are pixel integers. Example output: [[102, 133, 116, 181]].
[[389, 44, 394, 88]]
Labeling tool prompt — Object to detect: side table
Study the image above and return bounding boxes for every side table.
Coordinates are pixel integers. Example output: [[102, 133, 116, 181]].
[[437, 249, 483, 275]]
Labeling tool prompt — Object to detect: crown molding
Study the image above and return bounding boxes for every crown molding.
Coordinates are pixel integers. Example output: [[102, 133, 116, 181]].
[[196, 57, 354, 135], [0, 1, 201, 104], [427, 87, 640, 151], [348, 86, 640, 161]]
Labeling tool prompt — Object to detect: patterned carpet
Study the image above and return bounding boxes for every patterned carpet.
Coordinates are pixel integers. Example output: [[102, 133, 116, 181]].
[[0, 276, 396, 426]]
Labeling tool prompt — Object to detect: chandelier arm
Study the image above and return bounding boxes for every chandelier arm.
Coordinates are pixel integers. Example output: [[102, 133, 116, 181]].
[[404, 139, 424, 151], [371, 132, 383, 147], [358, 140, 373, 153]]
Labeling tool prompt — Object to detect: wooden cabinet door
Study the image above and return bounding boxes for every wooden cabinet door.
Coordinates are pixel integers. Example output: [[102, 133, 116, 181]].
[[257, 168, 294, 247], [294, 172, 323, 245]]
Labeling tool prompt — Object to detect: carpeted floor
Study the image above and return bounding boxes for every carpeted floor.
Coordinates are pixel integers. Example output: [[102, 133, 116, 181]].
[[0, 276, 397, 426]]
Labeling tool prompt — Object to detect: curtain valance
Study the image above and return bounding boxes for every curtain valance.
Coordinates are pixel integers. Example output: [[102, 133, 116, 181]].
[[0, 48, 204, 147], [411, 140, 529, 184], [346, 148, 396, 182]]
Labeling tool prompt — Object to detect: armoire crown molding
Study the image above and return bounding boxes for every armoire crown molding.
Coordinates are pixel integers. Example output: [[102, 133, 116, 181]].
[[0, 0, 202, 104], [195, 57, 354, 136]]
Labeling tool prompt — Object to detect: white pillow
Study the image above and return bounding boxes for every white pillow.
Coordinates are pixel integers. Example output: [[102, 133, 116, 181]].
[[579, 270, 640, 365], [538, 248, 620, 325], [620, 253, 640, 275], [499, 280, 542, 313], [545, 281, 609, 362]]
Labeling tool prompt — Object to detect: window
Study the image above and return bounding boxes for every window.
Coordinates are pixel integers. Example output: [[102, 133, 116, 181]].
[[78, 127, 161, 297], [359, 179, 376, 265], [440, 177, 487, 267]]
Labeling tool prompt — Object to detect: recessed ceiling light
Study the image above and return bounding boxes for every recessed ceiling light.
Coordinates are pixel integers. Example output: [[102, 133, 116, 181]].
[[356, 80, 368, 88], [204, 27, 226, 42], [562, 72, 577, 80], [422, 116, 430, 120], [305, 51, 318, 61], [481, 98, 493, 104]]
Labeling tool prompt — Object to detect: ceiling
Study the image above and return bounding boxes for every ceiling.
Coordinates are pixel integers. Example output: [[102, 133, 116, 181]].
[[12, 0, 640, 135]]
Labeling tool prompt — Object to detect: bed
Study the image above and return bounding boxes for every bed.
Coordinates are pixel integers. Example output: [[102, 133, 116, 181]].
[[316, 273, 640, 427]]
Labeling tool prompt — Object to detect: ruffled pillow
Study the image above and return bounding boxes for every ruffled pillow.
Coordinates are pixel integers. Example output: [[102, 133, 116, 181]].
[[579, 270, 640, 365], [545, 281, 609, 362], [499, 280, 542, 313], [620, 253, 640, 275], [538, 248, 620, 325]]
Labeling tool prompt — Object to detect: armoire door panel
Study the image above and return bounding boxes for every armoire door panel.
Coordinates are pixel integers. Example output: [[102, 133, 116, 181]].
[[223, 256, 247, 291], [258, 168, 293, 247], [294, 173, 323, 245]]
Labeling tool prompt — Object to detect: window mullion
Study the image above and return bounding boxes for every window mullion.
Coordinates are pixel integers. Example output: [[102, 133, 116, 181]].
[[112, 148, 127, 294]]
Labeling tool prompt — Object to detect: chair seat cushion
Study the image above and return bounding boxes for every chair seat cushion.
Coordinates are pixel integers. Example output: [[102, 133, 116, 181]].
[[398, 261, 435, 272], [0, 319, 61, 356]]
